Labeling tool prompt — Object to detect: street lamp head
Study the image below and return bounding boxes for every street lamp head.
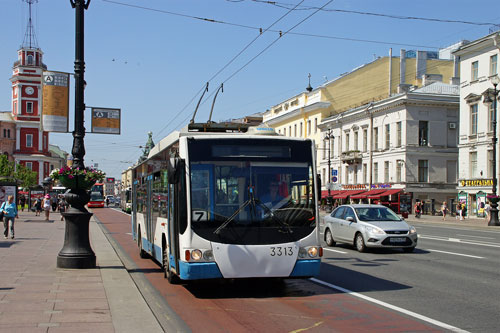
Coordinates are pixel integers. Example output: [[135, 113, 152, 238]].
[[491, 75, 500, 86]]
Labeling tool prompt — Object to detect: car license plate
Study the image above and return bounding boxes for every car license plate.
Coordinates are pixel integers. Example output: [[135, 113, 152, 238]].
[[390, 237, 406, 243]]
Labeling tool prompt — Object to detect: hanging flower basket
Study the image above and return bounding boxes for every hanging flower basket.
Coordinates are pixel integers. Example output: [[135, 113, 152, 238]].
[[50, 166, 105, 190]]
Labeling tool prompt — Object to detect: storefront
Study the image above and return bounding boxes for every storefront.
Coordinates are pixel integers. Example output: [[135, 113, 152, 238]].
[[457, 179, 493, 218]]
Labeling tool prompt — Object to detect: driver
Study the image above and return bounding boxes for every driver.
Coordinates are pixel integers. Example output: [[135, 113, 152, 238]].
[[260, 181, 284, 209]]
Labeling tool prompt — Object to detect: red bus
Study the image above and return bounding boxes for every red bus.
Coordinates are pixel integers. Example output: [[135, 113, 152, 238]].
[[88, 183, 105, 208]]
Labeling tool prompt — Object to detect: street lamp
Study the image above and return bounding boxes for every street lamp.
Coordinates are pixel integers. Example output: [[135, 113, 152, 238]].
[[324, 129, 333, 207], [483, 75, 500, 226], [57, 0, 95, 268]]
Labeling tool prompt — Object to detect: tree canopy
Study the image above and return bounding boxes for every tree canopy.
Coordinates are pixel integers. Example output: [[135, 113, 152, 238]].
[[0, 155, 38, 188]]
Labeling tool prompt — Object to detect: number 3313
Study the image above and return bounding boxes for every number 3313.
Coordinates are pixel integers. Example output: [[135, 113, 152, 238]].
[[270, 246, 293, 256]]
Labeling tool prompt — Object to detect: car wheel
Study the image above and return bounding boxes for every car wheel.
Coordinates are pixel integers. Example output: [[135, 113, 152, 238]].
[[325, 229, 336, 247], [355, 233, 366, 252], [403, 246, 415, 253]]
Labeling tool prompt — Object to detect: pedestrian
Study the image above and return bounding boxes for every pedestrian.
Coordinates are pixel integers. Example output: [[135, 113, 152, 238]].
[[58, 197, 67, 221], [51, 195, 58, 212], [414, 201, 421, 218], [484, 201, 491, 222], [441, 201, 448, 220], [19, 195, 26, 212], [2, 195, 19, 239], [106, 197, 110, 207], [460, 203, 466, 220], [456, 202, 461, 220], [34, 197, 42, 216], [43, 194, 51, 221]]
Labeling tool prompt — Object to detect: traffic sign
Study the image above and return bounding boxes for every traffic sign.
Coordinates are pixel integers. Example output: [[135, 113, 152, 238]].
[[332, 169, 338, 176], [332, 176, 338, 183]]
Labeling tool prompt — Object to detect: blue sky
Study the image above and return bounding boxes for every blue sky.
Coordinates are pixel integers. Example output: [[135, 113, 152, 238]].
[[0, 0, 499, 179]]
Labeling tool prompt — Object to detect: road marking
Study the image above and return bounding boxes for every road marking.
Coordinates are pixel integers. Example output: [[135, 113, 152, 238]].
[[310, 278, 469, 333], [289, 321, 324, 333], [425, 249, 484, 259], [456, 234, 495, 240], [323, 248, 348, 254], [419, 235, 500, 248]]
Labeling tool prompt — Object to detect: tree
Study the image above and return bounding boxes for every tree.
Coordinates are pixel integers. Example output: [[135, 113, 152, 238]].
[[0, 155, 38, 188]]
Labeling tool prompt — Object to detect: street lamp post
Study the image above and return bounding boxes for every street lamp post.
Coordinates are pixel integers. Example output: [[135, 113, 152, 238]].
[[57, 0, 95, 268], [324, 129, 333, 207], [484, 76, 500, 226]]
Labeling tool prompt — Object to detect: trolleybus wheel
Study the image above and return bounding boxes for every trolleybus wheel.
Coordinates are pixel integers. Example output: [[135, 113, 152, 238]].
[[163, 246, 179, 284], [138, 228, 148, 259]]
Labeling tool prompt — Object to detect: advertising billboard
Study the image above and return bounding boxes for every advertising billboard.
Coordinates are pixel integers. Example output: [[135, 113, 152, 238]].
[[91, 108, 121, 134], [42, 71, 70, 132]]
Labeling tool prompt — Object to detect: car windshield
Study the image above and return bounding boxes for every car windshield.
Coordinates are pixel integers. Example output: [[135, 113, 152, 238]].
[[355, 207, 401, 222]]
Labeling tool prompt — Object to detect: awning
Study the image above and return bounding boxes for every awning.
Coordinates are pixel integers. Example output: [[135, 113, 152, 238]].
[[334, 190, 367, 199], [351, 189, 387, 199], [376, 189, 402, 198], [321, 190, 343, 198]]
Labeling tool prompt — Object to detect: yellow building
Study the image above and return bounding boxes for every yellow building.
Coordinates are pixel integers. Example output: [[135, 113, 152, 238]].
[[262, 49, 457, 195]]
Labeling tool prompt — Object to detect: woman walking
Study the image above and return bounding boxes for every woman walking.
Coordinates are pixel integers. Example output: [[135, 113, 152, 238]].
[[441, 202, 448, 220], [43, 194, 51, 221], [2, 195, 19, 239]]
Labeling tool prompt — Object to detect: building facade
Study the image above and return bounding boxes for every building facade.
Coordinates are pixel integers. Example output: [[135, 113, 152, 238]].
[[0, 112, 16, 161], [319, 81, 459, 214], [453, 31, 500, 217]]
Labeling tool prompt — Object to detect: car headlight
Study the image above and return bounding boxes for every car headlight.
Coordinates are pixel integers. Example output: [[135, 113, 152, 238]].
[[191, 249, 202, 261], [365, 226, 385, 235], [409, 226, 417, 234]]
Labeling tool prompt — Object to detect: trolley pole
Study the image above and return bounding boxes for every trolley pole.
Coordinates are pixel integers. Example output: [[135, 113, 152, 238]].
[[57, 0, 96, 269]]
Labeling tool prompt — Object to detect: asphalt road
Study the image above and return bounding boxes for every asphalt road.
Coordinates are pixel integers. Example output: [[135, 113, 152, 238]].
[[94, 207, 499, 332], [319, 221, 500, 332]]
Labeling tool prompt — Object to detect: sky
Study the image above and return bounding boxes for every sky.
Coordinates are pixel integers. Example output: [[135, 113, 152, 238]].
[[0, 0, 499, 180]]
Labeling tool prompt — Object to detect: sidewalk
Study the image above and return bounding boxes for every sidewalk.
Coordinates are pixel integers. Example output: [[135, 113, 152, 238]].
[[0, 210, 163, 333]]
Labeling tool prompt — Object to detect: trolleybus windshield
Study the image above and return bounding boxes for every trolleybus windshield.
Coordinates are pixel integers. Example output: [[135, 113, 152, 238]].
[[188, 138, 316, 245]]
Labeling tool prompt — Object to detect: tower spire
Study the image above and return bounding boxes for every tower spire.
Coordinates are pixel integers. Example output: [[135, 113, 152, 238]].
[[22, 0, 39, 49]]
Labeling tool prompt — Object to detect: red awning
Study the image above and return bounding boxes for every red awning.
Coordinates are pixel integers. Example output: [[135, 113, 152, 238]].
[[321, 190, 343, 198], [351, 189, 387, 199], [376, 189, 402, 198], [334, 190, 367, 199]]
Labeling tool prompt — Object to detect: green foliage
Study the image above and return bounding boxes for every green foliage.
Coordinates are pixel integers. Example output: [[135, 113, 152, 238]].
[[0, 154, 38, 188]]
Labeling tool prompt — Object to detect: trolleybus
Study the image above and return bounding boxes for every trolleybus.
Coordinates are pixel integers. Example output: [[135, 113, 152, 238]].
[[121, 187, 131, 213], [131, 123, 322, 283], [88, 183, 105, 208]]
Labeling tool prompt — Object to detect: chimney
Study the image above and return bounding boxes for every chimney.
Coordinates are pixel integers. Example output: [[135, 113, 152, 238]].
[[422, 74, 443, 86]]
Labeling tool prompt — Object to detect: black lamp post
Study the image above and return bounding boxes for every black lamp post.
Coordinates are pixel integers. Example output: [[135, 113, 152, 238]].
[[484, 75, 500, 226], [57, 0, 95, 268], [324, 129, 333, 208]]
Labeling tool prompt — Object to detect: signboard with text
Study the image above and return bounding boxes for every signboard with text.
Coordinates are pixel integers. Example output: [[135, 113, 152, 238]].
[[42, 71, 70, 132], [91, 108, 121, 134]]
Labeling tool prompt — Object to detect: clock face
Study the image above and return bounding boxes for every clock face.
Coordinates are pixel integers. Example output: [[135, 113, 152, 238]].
[[25, 86, 34, 95]]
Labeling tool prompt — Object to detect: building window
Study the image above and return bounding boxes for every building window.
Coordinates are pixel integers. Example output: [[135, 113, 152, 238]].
[[373, 162, 379, 183], [314, 118, 318, 134], [8, 129, 11, 138], [418, 160, 428, 182], [289, 126, 291, 136], [396, 160, 402, 183], [384, 161, 389, 183], [283, 128, 286, 136], [396, 122, 402, 147], [470, 104, 478, 135], [322, 140, 326, 159], [3, 129, 6, 138], [470, 152, 478, 178], [299, 122, 303, 137], [26, 162, 32, 170], [374, 127, 379, 150], [27, 55, 34, 65], [322, 169, 325, 186], [26, 134, 33, 148], [353, 165, 358, 184], [491, 55, 498, 76], [307, 120, 311, 136], [488, 150, 494, 178], [354, 131, 359, 151], [43, 135, 47, 150], [345, 167, 349, 184], [363, 129, 368, 152], [345, 133, 350, 151], [489, 103, 495, 132], [419, 121, 429, 146], [27, 102, 33, 114], [294, 124, 297, 137], [385, 124, 390, 150], [363, 163, 367, 184], [471, 61, 479, 81]]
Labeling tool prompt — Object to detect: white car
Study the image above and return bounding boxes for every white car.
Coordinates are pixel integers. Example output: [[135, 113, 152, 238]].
[[323, 204, 418, 252]]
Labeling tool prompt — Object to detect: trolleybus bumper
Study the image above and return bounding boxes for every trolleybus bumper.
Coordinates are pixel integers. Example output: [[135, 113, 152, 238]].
[[179, 261, 223, 280], [290, 259, 321, 277]]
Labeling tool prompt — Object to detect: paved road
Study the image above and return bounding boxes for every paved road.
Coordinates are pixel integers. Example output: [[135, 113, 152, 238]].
[[319, 214, 500, 332], [92, 207, 473, 332]]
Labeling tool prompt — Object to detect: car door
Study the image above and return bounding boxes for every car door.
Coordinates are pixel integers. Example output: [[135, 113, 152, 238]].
[[341, 207, 358, 242], [327, 206, 345, 240]]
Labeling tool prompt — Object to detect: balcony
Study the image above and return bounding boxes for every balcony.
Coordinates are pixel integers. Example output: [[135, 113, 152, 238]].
[[341, 150, 362, 164]]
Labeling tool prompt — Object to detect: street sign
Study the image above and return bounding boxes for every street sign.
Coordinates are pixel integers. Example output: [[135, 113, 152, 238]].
[[332, 176, 338, 183], [91, 107, 121, 134], [332, 169, 338, 176]]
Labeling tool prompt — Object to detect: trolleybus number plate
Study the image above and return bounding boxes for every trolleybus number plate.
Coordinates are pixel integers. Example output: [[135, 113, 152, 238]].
[[270, 246, 294, 256]]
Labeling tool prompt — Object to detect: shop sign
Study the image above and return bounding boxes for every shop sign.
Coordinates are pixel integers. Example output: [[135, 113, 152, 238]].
[[343, 184, 367, 190], [459, 179, 493, 187], [371, 184, 392, 189]]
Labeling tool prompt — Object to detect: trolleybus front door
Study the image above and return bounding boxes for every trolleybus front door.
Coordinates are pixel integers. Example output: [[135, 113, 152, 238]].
[[132, 181, 138, 241]]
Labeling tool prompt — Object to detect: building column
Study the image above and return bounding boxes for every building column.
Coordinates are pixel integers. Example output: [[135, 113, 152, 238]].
[[16, 127, 21, 150]]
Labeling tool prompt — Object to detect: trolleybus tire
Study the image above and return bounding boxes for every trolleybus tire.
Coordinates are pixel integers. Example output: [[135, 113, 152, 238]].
[[163, 247, 179, 284], [138, 228, 148, 259]]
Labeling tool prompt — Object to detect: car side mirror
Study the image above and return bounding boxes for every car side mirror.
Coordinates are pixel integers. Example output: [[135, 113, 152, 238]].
[[346, 216, 355, 222]]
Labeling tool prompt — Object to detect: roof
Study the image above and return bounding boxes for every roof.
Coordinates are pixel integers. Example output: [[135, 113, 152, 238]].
[[0, 112, 13, 122], [412, 82, 459, 95], [48, 144, 68, 159]]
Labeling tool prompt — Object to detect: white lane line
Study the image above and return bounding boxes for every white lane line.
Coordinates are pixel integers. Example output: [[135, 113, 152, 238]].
[[456, 234, 495, 240], [323, 248, 348, 254], [310, 278, 469, 333], [419, 235, 500, 248], [425, 249, 484, 259]]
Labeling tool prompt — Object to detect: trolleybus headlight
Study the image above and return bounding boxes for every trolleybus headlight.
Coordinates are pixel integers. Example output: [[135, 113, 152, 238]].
[[203, 250, 214, 261], [191, 249, 202, 261], [307, 247, 318, 258], [298, 247, 307, 258]]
